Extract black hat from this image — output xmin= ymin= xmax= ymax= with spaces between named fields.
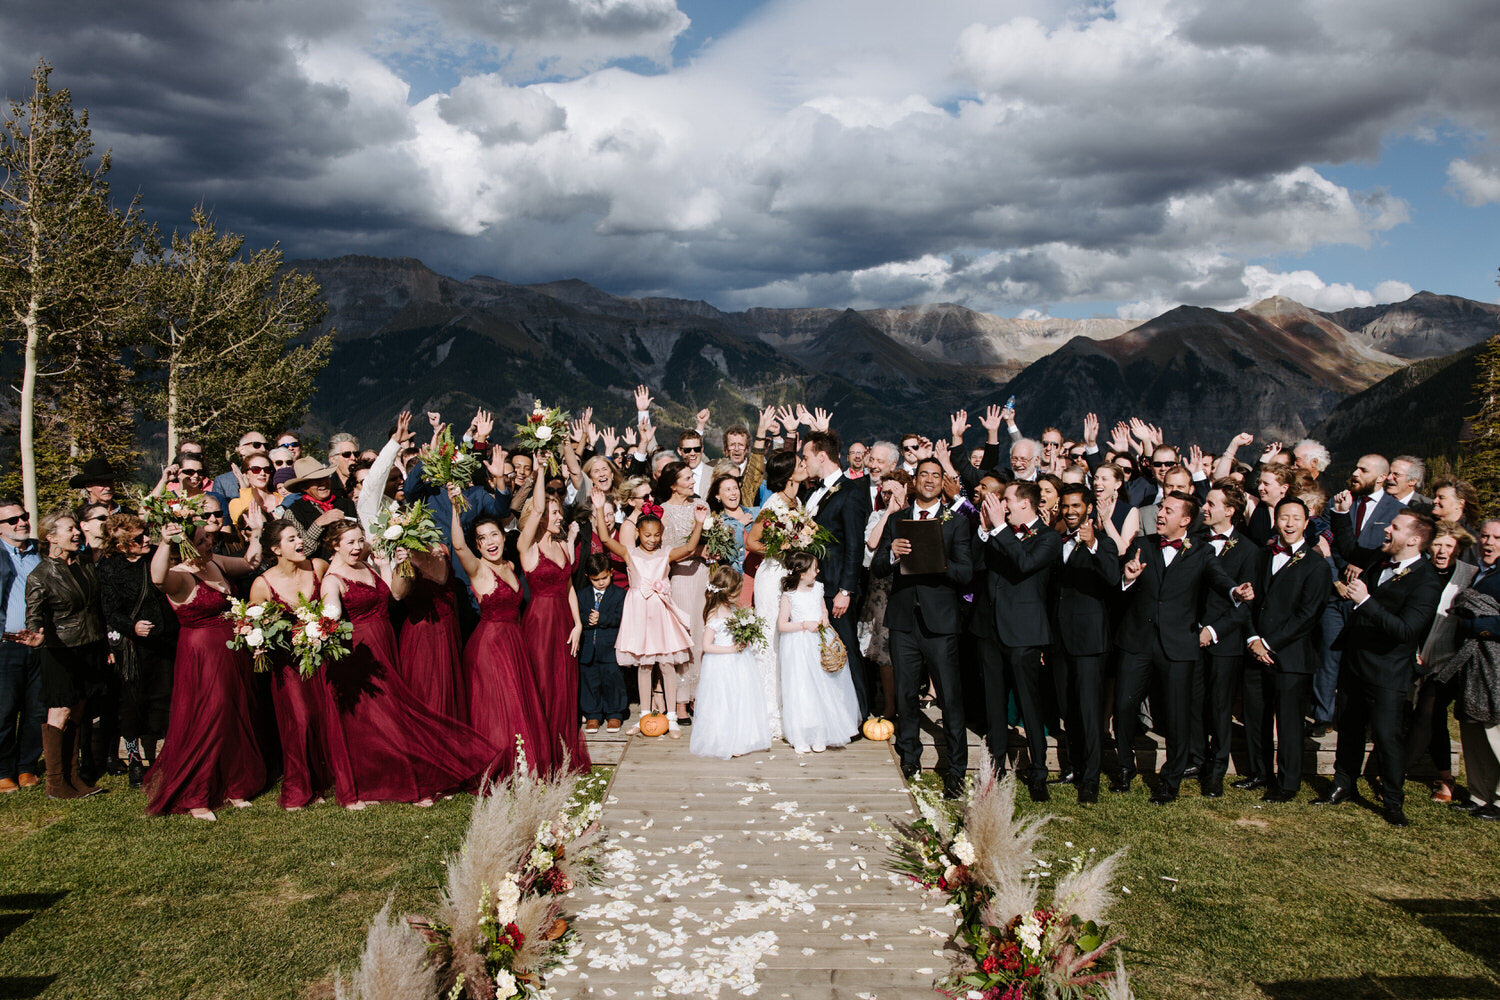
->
xmin=68 ymin=457 xmax=115 ymax=489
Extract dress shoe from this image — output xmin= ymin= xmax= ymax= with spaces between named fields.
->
xmin=104 ymin=758 xmax=128 ymax=777
xmin=1109 ymin=773 xmax=1133 ymax=794
xmin=128 ymin=760 xmax=144 ymax=789
xmin=1311 ymin=786 xmax=1354 ymax=806
xmin=1026 ymin=778 xmax=1050 ymax=803
xmin=901 ymin=763 xmax=920 ymax=782
xmin=1232 ymin=776 xmax=1268 ymax=791
xmin=1261 ymin=788 xmax=1296 ymax=803
xmin=1475 ymin=805 xmax=1500 ymax=821
xmin=1149 ymin=788 xmax=1178 ymax=805
xmin=1308 ymin=723 xmax=1332 ymax=739
xmin=1077 ymin=783 xmax=1099 ymax=805
xmin=0 ymin=777 xmax=16 ymax=793
xmin=1449 ymin=798 xmax=1482 ymax=813
xmin=1049 ymin=770 xmax=1076 ymax=784
xmin=1382 ymin=806 xmax=1410 ymax=827
xmin=942 ymin=775 xmax=966 ymax=801
xmin=1182 ymin=765 xmax=1201 ymax=778
xmin=17 ymin=772 xmax=38 ymax=788
xmin=1200 ymin=776 xmax=1224 ymax=799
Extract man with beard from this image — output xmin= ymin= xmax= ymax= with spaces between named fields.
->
xmin=802 ymin=431 xmax=871 ymax=718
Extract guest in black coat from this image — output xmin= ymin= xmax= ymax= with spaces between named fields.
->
xmin=1049 ymin=483 xmax=1119 ymax=804
xmin=576 ymin=553 xmax=629 ymax=731
xmin=1316 ymin=508 xmax=1443 ymax=825
xmin=871 ymin=457 xmax=975 ymax=799
xmin=1240 ymin=497 xmax=1333 ymax=801
xmin=801 ymin=432 xmax=871 ymax=719
xmin=1114 ymin=491 xmax=1244 ymax=804
xmin=1191 ymin=480 xmax=1259 ymax=797
xmin=977 ymin=480 xmax=1061 ymax=802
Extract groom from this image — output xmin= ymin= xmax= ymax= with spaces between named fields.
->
xmin=802 ymin=431 xmax=871 ymax=719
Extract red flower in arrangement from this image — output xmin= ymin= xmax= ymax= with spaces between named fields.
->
xmin=1000 ymin=985 xmax=1024 ymax=1000
xmin=1023 ymin=964 xmax=1040 ymax=978
xmin=502 ymin=922 xmax=525 ymax=948
xmin=541 ymin=867 xmax=572 ymax=893
xmin=980 ymin=955 xmax=1001 ymax=974
xmin=529 ymin=413 xmax=544 ymax=424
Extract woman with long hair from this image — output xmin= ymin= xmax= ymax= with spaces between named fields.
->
xmin=743 ymin=449 xmax=810 ymax=742
xmin=1092 ymin=464 xmax=1139 ymax=552
xmin=706 ymin=473 xmax=759 ymax=608
xmin=657 ymin=460 xmax=710 ymax=721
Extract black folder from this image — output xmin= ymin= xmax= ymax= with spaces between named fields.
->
xmin=897 ymin=518 xmax=948 ymax=575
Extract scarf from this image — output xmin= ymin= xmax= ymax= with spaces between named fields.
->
xmin=1432 ymin=588 xmax=1500 ymax=725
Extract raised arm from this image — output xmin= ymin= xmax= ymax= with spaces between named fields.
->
xmin=358 ymin=411 xmax=409 ymax=533
xmin=448 ymin=484 xmax=484 ymax=580
xmin=517 ymin=459 xmax=547 ymax=560
xmin=590 ymin=504 xmax=631 ymax=562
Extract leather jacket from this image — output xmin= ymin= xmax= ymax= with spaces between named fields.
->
xmin=25 ymin=556 xmax=105 ymax=648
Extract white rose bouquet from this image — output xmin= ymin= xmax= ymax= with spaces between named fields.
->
xmin=223 ymin=597 xmax=291 ymax=673
xmin=370 ymin=499 xmax=444 ymax=577
xmin=514 ymin=399 xmax=570 ymax=476
xmin=289 ymin=594 xmax=353 ymax=679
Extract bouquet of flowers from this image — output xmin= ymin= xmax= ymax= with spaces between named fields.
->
xmin=754 ymin=505 xmax=835 ymax=560
xmin=514 ymin=399 xmax=570 ymax=477
xmin=701 ymin=513 xmax=738 ymax=565
xmin=887 ymin=760 xmax=1131 ymax=999
xmin=724 ymin=606 xmax=768 ymax=652
xmin=421 ymin=426 xmax=483 ymax=512
xmin=223 ymin=597 xmax=291 ymax=672
xmin=288 ymin=594 xmax=353 ymax=679
xmin=370 ymin=499 xmax=444 ymax=577
xmin=127 ymin=489 xmax=212 ymax=561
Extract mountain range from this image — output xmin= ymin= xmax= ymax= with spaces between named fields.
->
xmin=296 ymin=256 xmax=1499 ymax=468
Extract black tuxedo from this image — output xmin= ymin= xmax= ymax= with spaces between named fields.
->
xmin=977 ymin=519 xmax=1061 ymax=782
xmin=1192 ymin=530 xmax=1259 ymax=782
xmin=1241 ymin=540 xmax=1333 ymax=792
xmin=872 ymin=507 xmax=974 ymax=780
xmin=1113 ymin=536 xmax=1239 ymax=794
xmin=576 ymin=582 xmax=628 ymax=722
xmin=807 ymin=473 xmax=870 ymax=717
xmin=1329 ymin=557 xmax=1442 ymax=810
xmin=1049 ymin=530 xmax=1119 ymax=791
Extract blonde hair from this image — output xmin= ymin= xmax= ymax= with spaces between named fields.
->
xmin=704 ymin=565 xmax=743 ymax=621
xmin=38 ymin=510 xmax=76 ymax=556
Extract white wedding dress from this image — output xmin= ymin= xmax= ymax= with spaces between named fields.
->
xmin=779 ymin=582 xmax=861 ymax=751
xmin=752 ymin=492 xmax=792 ymax=741
xmin=690 ymin=613 xmax=772 ymax=760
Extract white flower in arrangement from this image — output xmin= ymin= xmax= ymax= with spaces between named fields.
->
xmin=246 ymin=604 xmax=266 ymax=619
xmin=381 ymin=524 xmax=404 ymax=540
xmin=1016 ymin=910 xmax=1044 ymax=956
xmin=943 ymin=864 xmax=960 ymax=884
xmin=107 ymin=630 xmax=121 ymax=643
xmin=950 ymin=832 xmax=976 ymax=866
xmin=304 ymin=622 xmax=325 ymax=641
xmin=492 ymin=970 xmax=517 ymax=998
xmin=245 ymin=628 xmax=265 ymax=647
xmin=535 ymin=425 xmax=553 ymax=441
xmin=389 ymin=500 xmax=400 ymax=512
xmin=494 ymin=872 xmax=521 ymax=925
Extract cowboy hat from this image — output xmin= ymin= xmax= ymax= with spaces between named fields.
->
xmin=284 ymin=457 xmax=337 ymax=492
xmin=68 ymin=457 xmax=115 ymax=489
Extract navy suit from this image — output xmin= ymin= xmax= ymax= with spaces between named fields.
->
xmin=576 ymin=582 xmax=628 ymax=723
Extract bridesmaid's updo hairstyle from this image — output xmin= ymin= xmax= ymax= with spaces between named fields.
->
xmin=781 ymin=551 xmax=817 ymax=593
xmin=703 ymin=565 xmax=742 ymax=621
xmin=653 ymin=460 xmax=688 ymax=503
xmin=323 ymin=520 xmax=363 ymax=555
xmin=765 ymin=450 xmax=798 ymax=494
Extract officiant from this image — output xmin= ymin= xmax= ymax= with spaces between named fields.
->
xmin=871 ymin=457 xmax=974 ymax=800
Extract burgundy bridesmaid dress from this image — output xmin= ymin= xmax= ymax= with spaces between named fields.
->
xmin=522 ymin=555 xmax=591 ymax=772
xmin=267 ymin=588 xmax=330 ymax=809
xmin=146 ymin=584 xmax=267 ymax=814
xmin=463 ymin=580 xmax=555 ymax=777
xmin=396 ymin=574 xmax=467 ymax=722
xmin=319 ymin=575 xmax=500 ymax=805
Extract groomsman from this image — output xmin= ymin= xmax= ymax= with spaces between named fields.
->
xmin=1113 ymin=491 xmax=1245 ymax=803
xmin=977 ymin=481 xmax=1061 ymax=802
xmin=1193 ymin=480 xmax=1258 ymax=797
xmin=802 ymin=431 xmax=871 ymax=718
xmin=1050 ymin=483 xmax=1119 ymax=804
xmin=871 ymin=457 xmax=975 ymax=799
xmin=1240 ymin=498 xmax=1333 ymax=801
xmin=1315 ymin=509 xmax=1442 ymax=826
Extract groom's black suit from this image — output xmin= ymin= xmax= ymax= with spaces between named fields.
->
xmin=806 ymin=471 xmax=870 ymax=718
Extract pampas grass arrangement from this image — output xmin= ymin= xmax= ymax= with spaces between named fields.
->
xmin=334 ymin=898 xmax=437 ymax=1000
xmin=887 ymin=756 xmax=1132 ymax=1000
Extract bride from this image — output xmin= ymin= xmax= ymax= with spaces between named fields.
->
xmin=744 ymin=450 xmax=808 ymax=743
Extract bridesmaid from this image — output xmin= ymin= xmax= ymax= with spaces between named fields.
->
xmin=319 ymin=522 xmax=499 ymax=809
xmin=145 ymin=509 xmax=268 ymax=821
xmin=657 ymin=461 xmax=709 ymax=721
xmin=395 ymin=544 xmax=466 ymax=723
xmin=706 ymin=473 xmax=758 ymax=607
xmin=448 ymin=487 xmax=553 ymax=776
xmin=517 ymin=467 xmax=589 ymax=772
xmin=247 ymin=522 xmax=330 ymax=810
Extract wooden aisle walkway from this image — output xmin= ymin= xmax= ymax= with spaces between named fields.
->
xmin=552 ymin=734 xmax=952 ymax=999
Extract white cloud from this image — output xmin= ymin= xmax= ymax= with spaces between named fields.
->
xmin=1239 ymin=266 xmax=1415 ymax=312
xmin=1448 ymin=158 xmax=1500 ymax=206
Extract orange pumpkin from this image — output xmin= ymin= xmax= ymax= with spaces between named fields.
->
xmin=639 ymin=712 xmax=669 ymax=738
xmin=546 ymin=918 xmax=569 ymax=940
xmin=862 ymin=716 xmax=895 ymax=741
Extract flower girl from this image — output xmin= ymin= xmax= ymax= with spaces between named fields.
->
xmin=778 ymin=552 xmax=861 ymax=753
xmin=691 ymin=567 xmax=771 ymax=760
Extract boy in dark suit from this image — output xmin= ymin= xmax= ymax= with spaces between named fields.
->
xmin=577 ymin=553 xmax=629 ymax=732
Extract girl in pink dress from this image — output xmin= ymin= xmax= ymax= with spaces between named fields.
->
xmin=591 ymin=500 xmax=705 ymax=738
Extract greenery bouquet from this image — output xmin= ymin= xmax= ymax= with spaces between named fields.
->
xmin=420 ymin=426 xmax=482 ymax=513
xmin=370 ymin=499 xmax=444 ymax=577
xmin=514 ymin=399 xmax=570 ymax=477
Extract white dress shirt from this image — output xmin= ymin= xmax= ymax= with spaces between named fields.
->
xmin=806 ymin=469 xmax=843 ymax=516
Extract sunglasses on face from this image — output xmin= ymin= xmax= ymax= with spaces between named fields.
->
xmin=245 ymin=441 xmax=267 ymax=450
xmin=335 ymin=450 xmax=355 ymax=458
xmin=132 ymin=533 xmax=148 ymax=544
xmin=279 ymin=439 xmax=299 ymax=448
xmin=83 ymin=514 xmax=107 ymax=523
xmin=1150 ymin=460 xmax=1175 ymax=468
xmin=0 ymin=513 xmax=29 ymax=525
xmin=272 ymin=458 xmax=293 ymax=467
xmin=247 ymin=466 xmax=271 ymax=474
xmin=203 ymin=511 xmax=223 ymax=520
xmin=902 ymin=444 xmax=919 ymax=452
xmin=179 ymin=469 xmax=203 ymax=478
xmin=680 ymin=445 xmax=703 ymax=454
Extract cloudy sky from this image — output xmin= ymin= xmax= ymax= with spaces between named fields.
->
xmin=3 ymin=0 xmax=1498 ymax=318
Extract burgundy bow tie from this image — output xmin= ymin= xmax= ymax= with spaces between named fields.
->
xmin=1157 ymin=536 xmax=1183 ymax=550
xmin=1269 ymin=541 xmax=1291 ymax=556
xmin=1208 ymin=532 xmax=1229 ymax=543
xmin=1377 ymin=558 xmax=1399 ymax=574
xmin=1012 ymin=524 xmax=1031 ymax=539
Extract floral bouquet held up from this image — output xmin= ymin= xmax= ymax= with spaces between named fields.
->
xmin=514 ymin=399 xmax=570 ymax=477
xmin=754 ymin=505 xmax=835 ymax=561
xmin=223 ymin=598 xmax=290 ymax=673
xmin=421 ymin=426 xmax=482 ymax=513
xmin=128 ymin=489 xmax=212 ymax=562
xmin=701 ymin=514 xmax=738 ymax=565
xmin=371 ymin=500 xmax=444 ymax=578
xmin=724 ymin=606 xmax=769 ymax=653
xmin=289 ymin=594 xmax=353 ymax=679
xmin=888 ymin=758 xmax=1134 ymax=1000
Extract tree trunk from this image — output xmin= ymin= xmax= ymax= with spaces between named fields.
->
xmin=20 ymin=297 xmax=40 ymax=526
xmin=165 ymin=321 xmax=179 ymax=459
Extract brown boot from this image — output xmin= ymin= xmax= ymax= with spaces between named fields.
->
xmin=43 ymin=725 xmax=83 ymax=800
xmin=63 ymin=724 xmax=103 ymax=797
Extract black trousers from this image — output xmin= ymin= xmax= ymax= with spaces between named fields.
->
xmin=1114 ymin=646 xmax=1194 ymax=792
xmin=118 ymin=649 xmax=174 ymax=743
xmin=891 ymin=623 xmax=964 ymax=779
xmin=1241 ymin=656 xmax=1276 ymax=781
xmin=1268 ymin=671 xmax=1311 ymax=793
xmin=1055 ymin=647 xmax=1105 ymax=789
xmin=1334 ymin=671 xmax=1408 ymax=809
xmin=996 ymin=644 xmax=1049 ymax=783
xmin=1201 ymin=650 xmax=1242 ymax=781
xmin=972 ymin=633 xmax=1005 ymax=767
xmin=1405 ymin=674 xmax=1460 ymax=774
xmin=824 ymin=594 xmax=868 ymax=720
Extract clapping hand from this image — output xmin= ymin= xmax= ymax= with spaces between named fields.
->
xmin=1122 ymin=549 xmax=1146 ymax=583
xmin=981 ymin=492 xmax=1005 ymax=531
xmin=1345 ymin=577 xmax=1370 ymax=604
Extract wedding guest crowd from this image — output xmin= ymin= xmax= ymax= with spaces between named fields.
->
xmin=0 ymin=386 xmax=1491 ymax=831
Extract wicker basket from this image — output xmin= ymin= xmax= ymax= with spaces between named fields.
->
xmin=819 ymin=626 xmax=847 ymax=673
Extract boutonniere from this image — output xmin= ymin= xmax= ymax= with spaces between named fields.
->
xmin=1390 ymin=564 xmax=1413 ymax=582
xmin=1181 ymin=538 xmax=1192 ymax=552
xmin=939 ymin=506 xmax=954 ymax=523
xmin=1223 ymin=538 xmax=1237 ymax=552
xmin=826 ymin=482 xmax=842 ymax=498
xmin=1285 ymin=549 xmax=1306 ymax=569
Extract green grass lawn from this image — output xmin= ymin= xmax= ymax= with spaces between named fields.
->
xmin=1 ymin=766 xmax=1497 ymax=1000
